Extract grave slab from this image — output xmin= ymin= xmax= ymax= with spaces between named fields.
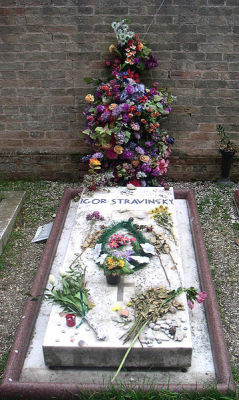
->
xmin=0 ymin=191 xmax=25 ymax=254
xmin=43 ymin=187 xmax=192 ymax=369
xmin=1 ymin=188 xmax=234 ymax=399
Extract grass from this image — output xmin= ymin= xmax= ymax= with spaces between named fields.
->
xmin=4 ymin=388 xmax=238 ymax=400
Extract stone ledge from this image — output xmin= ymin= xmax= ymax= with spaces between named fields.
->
xmin=0 ymin=191 xmax=25 ymax=254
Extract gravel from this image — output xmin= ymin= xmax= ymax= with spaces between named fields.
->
xmin=0 ymin=180 xmax=238 ymax=388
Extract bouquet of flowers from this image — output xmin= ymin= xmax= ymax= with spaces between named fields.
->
xmin=82 ymin=20 xmax=175 ymax=189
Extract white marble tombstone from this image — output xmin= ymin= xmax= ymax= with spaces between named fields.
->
xmin=43 ymin=187 xmax=192 ymax=368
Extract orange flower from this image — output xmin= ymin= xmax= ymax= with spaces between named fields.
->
xmin=137 ymin=42 xmax=143 ymax=51
xmin=141 ymin=119 xmax=147 ymax=124
xmin=85 ymin=94 xmax=94 ymax=103
xmin=109 ymin=44 xmax=116 ymax=53
xmin=114 ymin=145 xmax=124 ymax=154
xmin=140 ymin=155 xmax=150 ymax=163
xmin=132 ymin=160 xmax=139 ymax=167
xmin=102 ymin=143 xmax=111 ymax=149
xmin=89 ymin=158 xmax=101 ymax=167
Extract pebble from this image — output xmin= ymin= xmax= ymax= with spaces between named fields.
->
xmin=153 ymin=325 xmax=160 ymax=331
xmin=149 ymin=323 xmax=155 ymax=329
xmin=175 ymin=329 xmax=185 ymax=342
xmin=56 ymin=339 xmax=60 ymax=342
xmin=111 ymin=315 xmax=122 ymax=323
xmin=70 ymin=338 xmax=75 ymax=342
xmin=160 ymin=323 xmax=169 ymax=330
xmin=183 ymin=326 xmax=188 ymax=330
xmin=145 ymin=330 xmax=154 ymax=340
xmin=78 ymin=340 xmax=85 ymax=347
xmin=61 ymin=330 xmax=65 ymax=333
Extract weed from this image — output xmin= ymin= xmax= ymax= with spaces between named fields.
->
xmin=232 ymin=365 xmax=239 ymax=383
xmin=0 ymin=350 xmax=10 ymax=383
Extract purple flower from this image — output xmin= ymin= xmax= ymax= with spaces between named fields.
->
xmin=128 ymin=142 xmax=137 ymax=149
xmin=114 ymin=131 xmax=125 ymax=145
xmin=81 ymin=154 xmax=92 ymax=163
xmin=92 ymin=152 xmax=103 ymax=159
xmin=122 ymin=113 xmax=131 ymax=123
xmin=112 ymin=105 xmax=122 ymax=118
xmin=134 ymin=57 xmax=140 ymax=65
xmin=167 ymin=137 xmax=174 ymax=145
xmin=113 ymin=249 xmax=134 ymax=261
xmin=141 ymin=163 xmax=152 ymax=174
xmin=100 ymin=112 xmax=111 ymax=122
xmin=126 ymin=85 xmax=135 ymax=95
xmin=140 ymin=180 xmax=147 ymax=187
xmin=152 ymin=168 xmax=160 ymax=177
xmin=122 ymin=149 xmax=134 ymax=160
xmin=134 ymin=133 xmax=141 ymax=140
xmin=145 ymin=55 xmax=158 ymax=69
xmin=145 ymin=141 xmax=154 ymax=147
xmin=135 ymin=146 xmax=144 ymax=155
xmin=97 ymin=104 xmax=105 ymax=113
xmin=122 ymin=103 xmax=130 ymax=112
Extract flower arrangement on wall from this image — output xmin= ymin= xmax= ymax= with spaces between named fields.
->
xmin=81 ymin=20 xmax=175 ymax=189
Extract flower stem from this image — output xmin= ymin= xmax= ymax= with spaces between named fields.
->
xmin=111 ymin=318 xmax=150 ymax=384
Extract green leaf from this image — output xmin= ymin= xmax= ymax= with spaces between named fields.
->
xmin=82 ymin=129 xmax=91 ymax=135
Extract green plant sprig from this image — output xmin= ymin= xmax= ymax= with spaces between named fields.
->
xmin=45 ymin=262 xmax=92 ymax=318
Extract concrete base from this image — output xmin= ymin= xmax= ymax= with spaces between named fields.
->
xmin=0 ymin=191 xmax=25 ymax=254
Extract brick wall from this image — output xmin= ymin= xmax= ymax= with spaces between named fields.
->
xmin=0 ymin=0 xmax=238 ymax=181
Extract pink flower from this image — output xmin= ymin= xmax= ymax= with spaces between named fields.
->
xmin=196 ymin=291 xmax=207 ymax=304
xmin=156 ymin=159 xmax=169 ymax=175
xmin=130 ymin=237 xmax=136 ymax=243
xmin=187 ymin=300 xmax=194 ymax=310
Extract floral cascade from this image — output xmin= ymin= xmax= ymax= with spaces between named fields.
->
xmin=82 ymin=20 xmax=175 ymax=189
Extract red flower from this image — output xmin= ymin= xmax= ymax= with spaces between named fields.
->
xmin=106 ymin=148 xmax=118 ymax=160
xmin=129 ymin=179 xmax=141 ymax=187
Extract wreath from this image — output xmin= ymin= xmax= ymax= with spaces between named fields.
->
xmin=92 ymin=219 xmax=155 ymax=276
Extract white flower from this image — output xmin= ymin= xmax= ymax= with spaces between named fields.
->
xmin=48 ymin=274 xmax=55 ymax=286
xmin=59 ymin=267 xmax=67 ymax=276
xmin=96 ymin=253 xmax=108 ymax=265
xmin=131 ymin=255 xmax=150 ymax=264
xmin=140 ymin=243 xmax=156 ymax=255
xmin=92 ymin=243 xmax=102 ymax=261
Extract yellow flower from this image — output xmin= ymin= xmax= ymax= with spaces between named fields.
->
xmin=85 ymin=94 xmax=94 ymax=103
xmin=109 ymin=103 xmax=117 ymax=110
xmin=109 ymin=44 xmax=116 ymax=53
xmin=146 ymin=89 xmax=150 ymax=93
xmin=119 ymin=260 xmax=125 ymax=268
xmin=114 ymin=145 xmax=124 ymax=154
xmin=112 ymin=305 xmax=122 ymax=311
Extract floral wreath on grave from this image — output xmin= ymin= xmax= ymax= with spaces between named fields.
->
xmin=81 ymin=19 xmax=176 ymax=191
xmin=92 ymin=218 xmax=155 ymax=276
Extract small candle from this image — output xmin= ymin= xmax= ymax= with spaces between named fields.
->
xmin=66 ymin=313 xmax=76 ymax=327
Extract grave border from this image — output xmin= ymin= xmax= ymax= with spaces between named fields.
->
xmin=0 ymin=188 xmax=235 ymax=399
